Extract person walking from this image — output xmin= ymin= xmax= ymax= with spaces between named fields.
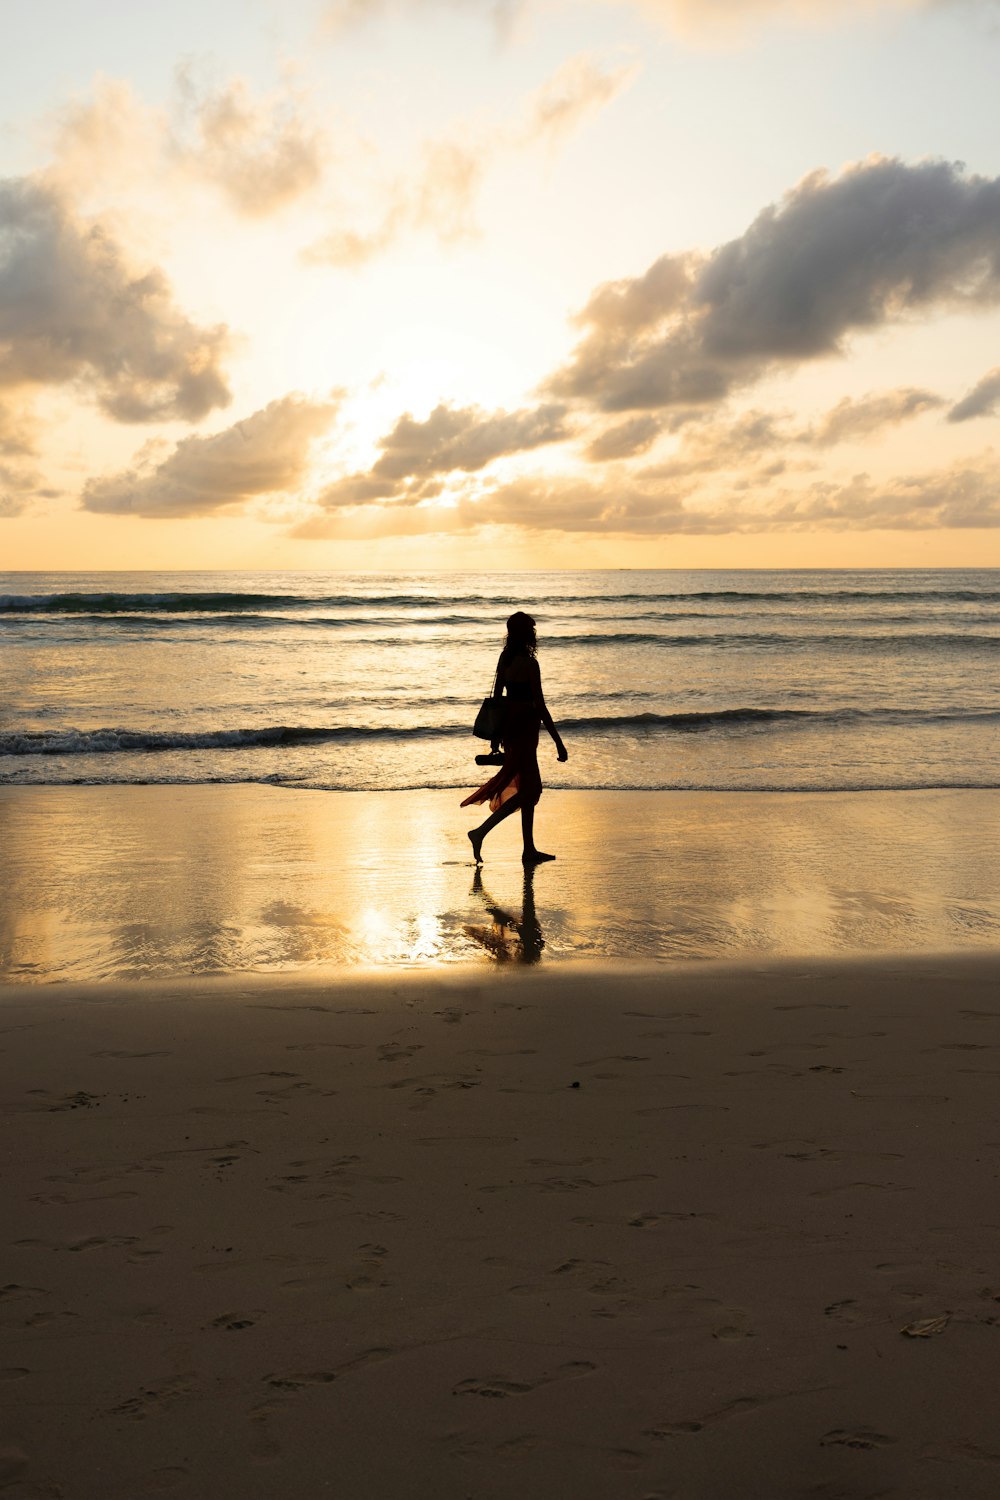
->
xmin=462 ymin=611 xmax=567 ymax=864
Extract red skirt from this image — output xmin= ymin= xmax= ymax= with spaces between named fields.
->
xmin=461 ymin=704 xmax=542 ymax=813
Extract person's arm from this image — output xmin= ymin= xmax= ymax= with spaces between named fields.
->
xmin=491 ymin=653 xmax=506 ymax=753
xmin=531 ymin=659 xmax=568 ymax=761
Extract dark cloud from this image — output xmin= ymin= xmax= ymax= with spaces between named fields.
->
xmin=316 ymin=400 xmax=571 ymax=507
xmin=550 ymin=157 xmax=1000 ymax=412
xmin=373 ymin=401 xmax=570 ymax=478
xmin=584 ymin=413 xmax=662 ymax=460
xmin=0 ymin=177 xmax=231 ymax=422
xmin=948 ymin=366 xmax=1000 ymax=423
xmin=82 ymin=395 xmax=338 ymax=517
xmin=172 ymin=71 xmax=327 ymax=217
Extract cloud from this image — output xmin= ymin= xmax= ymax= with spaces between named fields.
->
xmin=320 ymin=0 xmax=955 ymax=48
xmin=306 ymin=53 xmax=631 ymax=266
xmin=622 ymin=0 xmax=929 ymax=38
xmin=48 ymin=72 xmax=327 ymax=219
xmin=479 ymin=473 xmax=701 ymax=532
xmin=584 ymin=414 xmax=662 ymax=460
xmin=321 ymin=0 xmax=523 ymax=40
xmin=0 ymin=401 xmax=37 ymax=460
xmin=297 ymin=377 xmax=950 ymax=538
xmin=171 ymin=70 xmax=327 ymax=217
xmin=808 ymin=387 xmax=945 ymax=445
xmin=81 ymin=394 xmax=338 ymax=517
xmin=294 ymin=472 xmax=698 ymax=538
xmin=519 ymin=53 xmax=637 ymax=150
xmin=767 ymin=455 xmax=1000 ymax=530
xmin=46 ymin=79 xmax=159 ymax=196
xmin=0 ymin=177 xmax=231 ymax=422
xmin=621 ymin=387 xmax=940 ymax=481
xmin=316 ymin=400 xmax=570 ymax=506
xmin=304 ymin=136 xmax=485 ymax=268
xmin=638 ymin=410 xmax=790 ymax=481
xmin=948 ymin=366 xmax=1000 ymax=423
xmin=298 ymin=447 xmax=1000 ymax=540
xmin=0 ymin=403 xmax=54 ymax=518
xmin=550 ymin=156 xmax=1000 ymax=412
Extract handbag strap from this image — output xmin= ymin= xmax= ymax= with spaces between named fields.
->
xmin=489 ymin=654 xmax=502 ymax=700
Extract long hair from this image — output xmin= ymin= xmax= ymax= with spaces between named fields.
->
xmin=502 ymin=610 xmax=537 ymax=659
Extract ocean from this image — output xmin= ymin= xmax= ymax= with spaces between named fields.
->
xmin=2 ymin=567 xmax=999 ymax=794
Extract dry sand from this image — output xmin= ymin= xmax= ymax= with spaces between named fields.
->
xmin=3 ymin=956 xmax=1000 ymax=1498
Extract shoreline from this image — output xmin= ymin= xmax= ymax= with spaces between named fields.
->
xmin=3 ymin=956 xmax=1000 ymax=1497
xmin=7 ymin=780 xmax=1000 ymax=794
xmin=3 ymin=783 xmax=1000 ymax=982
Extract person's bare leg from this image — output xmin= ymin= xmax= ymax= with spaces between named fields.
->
xmin=468 ymin=795 xmax=520 ymax=863
xmin=520 ymin=802 xmax=555 ymax=863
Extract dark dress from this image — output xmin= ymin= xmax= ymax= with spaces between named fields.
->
xmin=461 ymin=680 xmax=543 ymax=813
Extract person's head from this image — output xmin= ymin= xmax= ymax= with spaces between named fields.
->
xmin=503 ymin=611 xmax=537 ymax=657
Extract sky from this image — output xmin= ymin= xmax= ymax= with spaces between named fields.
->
xmin=3 ymin=0 xmax=1000 ymax=569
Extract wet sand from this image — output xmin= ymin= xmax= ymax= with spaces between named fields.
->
xmin=3 ymin=956 xmax=1000 ymax=1498
xmin=2 ymin=784 xmax=999 ymax=980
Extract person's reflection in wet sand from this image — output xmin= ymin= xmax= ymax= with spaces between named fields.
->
xmin=464 ymin=866 xmax=544 ymax=964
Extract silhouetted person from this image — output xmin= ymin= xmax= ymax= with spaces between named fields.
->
xmin=462 ymin=610 xmax=567 ymax=863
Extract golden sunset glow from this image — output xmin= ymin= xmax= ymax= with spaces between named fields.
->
xmin=4 ymin=0 xmax=1000 ymax=567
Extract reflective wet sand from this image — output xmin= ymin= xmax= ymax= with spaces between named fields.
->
xmin=2 ymin=785 xmax=998 ymax=981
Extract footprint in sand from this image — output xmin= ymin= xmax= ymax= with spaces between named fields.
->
xmin=821 ymin=1428 xmax=896 ymax=1450
xmin=346 ymin=1243 xmax=389 ymax=1289
xmin=712 ymin=1318 xmax=756 ymax=1341
xmin=453 ymin=1362 xmax=597 ymax=1399
xmin=265 ymin=1370 xmax=337 ymax=1392
xmin=47 ymin=1090 xmax=104 ymax=1111
xmin=264 ymin=1347 xmax=392 ymax=1394
xmin=109 ymin=1375 xmax=196 ymax=1421
xmin=93 ymin=1050 xmax=172 ymax=1059
xmin=646 ymin=1388 xmax=833 ymax=1441
xmin=211 ymin=1312 xmax=260 ymax=1331
xmin=377 ymin=1043 xmax=423 ymax=1063
xmin=824 ymin=1299 xmax=866 ymax=1324
xmin=810 ymin=1181 xmax=912 ymax=1199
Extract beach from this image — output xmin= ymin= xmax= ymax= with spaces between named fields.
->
xmin=4 ymin=955 xmax=1000 ymax=1498
xmin=3 ymin=567 xmax=999 ymax=1497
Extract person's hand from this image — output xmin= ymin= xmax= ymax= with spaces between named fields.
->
xmin=556 ymin=741 xmax=568 ymax=763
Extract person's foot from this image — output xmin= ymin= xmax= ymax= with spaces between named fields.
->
xmin=523 ymin=849 xmax=555 ymax=863
xmin=468 ymin=829 xmax=484 ymax=864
